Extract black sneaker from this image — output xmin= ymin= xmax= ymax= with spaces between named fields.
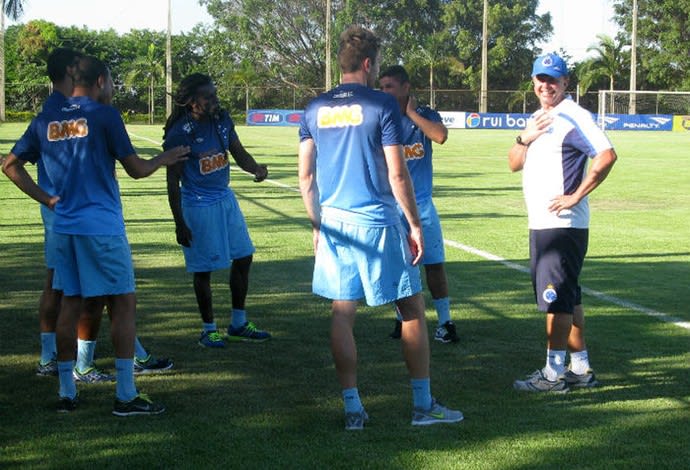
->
xmin=57 ymin=394 xmax=79 ymax=413
xmin=112 ymin=393 xmax=165 ymax=417
xmin=134 ymin=353 xmax=174 ymax=375
xmin=434 ymin=321 xmax=459 ymax=343
xmin=389 ymin=320 xmax=402 ymax=339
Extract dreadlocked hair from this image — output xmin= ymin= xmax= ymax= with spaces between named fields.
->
xmin=163 ymin=73 xmax=215 ymax=139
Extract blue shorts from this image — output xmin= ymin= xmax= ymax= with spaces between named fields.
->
xmin=42 ymin=208 xmax=64 ymax=290
xmin=529 ymin=228 xmax=588 ymax=314
xmin=42 ymin=207 xmax=58 ymax=269
xmin=399 ymin=198 xmax=445 ymax=265
xmin=53 ymin=233 xmax=135 ymax=297
xmin=181 ymin=192 xmax=255 ymax=273
xmin=312 ymin=216 xmax=422 ymax=306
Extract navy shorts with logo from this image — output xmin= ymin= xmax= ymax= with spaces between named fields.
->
xmin=529 ymin=228 xmax=588 ymax=314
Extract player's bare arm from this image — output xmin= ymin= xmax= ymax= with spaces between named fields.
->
xmin=384 ymin=144 xmax=424 ymax=265
xmin=165 ymin=162 xmax=192 ymax=247
xmin=228 ymin=139 xmax=268 ymax=182
xmin=297 ymin=138 xmax=321 ymax=252
xmin=549 ymin=148 xmax=618 ymax=215
xmin=2 ymin=153 xmax=59 ymax=209
xmin=120 ymin=145 xmax=190 ymax=179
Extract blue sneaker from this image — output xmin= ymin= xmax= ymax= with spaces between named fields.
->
xmin=37 ymin=359 xmax=58 ymax=377
xmin=227 ymin=322 xmax=271 ymax=342
xmin=198 ymin=330 xmax=226 ymax=348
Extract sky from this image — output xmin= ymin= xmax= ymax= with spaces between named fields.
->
xmin=7 ymin=0 xmax=619 ymax=61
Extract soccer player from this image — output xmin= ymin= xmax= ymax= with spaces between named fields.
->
xmin=3 ymin=48 xmax=172 ymax=383
xmin=508 ymin=53 xmax=617 ymax=392
xmin=164 ymin=73 xmax=271 ymax=348
xmin=298 ymin=25 xmax=463 ymax=430
xmin=379 ymin=65 xmax=458 ymax=344
xmin=3 ymin=55 xmax=189 ymax=414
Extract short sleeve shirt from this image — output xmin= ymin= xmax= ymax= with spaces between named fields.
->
xmin=299 ymin=83 xmax=403 ymax=227
xmin=163 ymin=112 xmax=239 ymax=207
xmin=400 ymin=106 xmax=441 ymax=202
xmin=522 ymin=97 xmax=613 ymax=229
xmin=12 ymin=95 xmax=135 ymax=236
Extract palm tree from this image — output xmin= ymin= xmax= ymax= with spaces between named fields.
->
xmin=1 ymin=0 xmax=26 ymax=121
xmin=409 ymin=31 xmax=449 ymax=109
xmin=578 ymin=34 xmax=627 ymax=97
xmin=125 ymin=43 xmax=164 ymax=124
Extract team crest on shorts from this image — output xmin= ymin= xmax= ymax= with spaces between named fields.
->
xmin=542 ymin=284 xmax=558 ymax=303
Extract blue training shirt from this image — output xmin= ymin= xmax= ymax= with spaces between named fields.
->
xmin=11 ymin=91 xmax=70 ymax=225
xmin=400 ymin=106 xmax=442 ymax=202
xmin=14 ymin=95 xmax=136 ymax=236
xmin=163 ymin=111 xmax=239 ymax=207
xmin=299 ymin=83 xmax=403 ymax=226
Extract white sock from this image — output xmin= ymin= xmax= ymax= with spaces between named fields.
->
xmin=544 ymin=349 xmax=566 ymax=380
xmin=569 ymin=350 xmax=591 ymax=375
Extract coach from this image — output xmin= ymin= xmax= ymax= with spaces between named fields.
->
xmin=508 ymin=53 xmax=618 ymax=393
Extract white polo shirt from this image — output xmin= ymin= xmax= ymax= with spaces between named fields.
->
xmin=522 ymin=97 xmax=613 ymax=229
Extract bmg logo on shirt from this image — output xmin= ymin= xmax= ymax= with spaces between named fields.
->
xmin=47 ymin=119 xmax=88 ymax=141
xmin=403 ymin=142 xmax=425 ymax=160
xmin=317 ymin=105 xmax=363 ymax=128
xmin=199 ymin=152 xmax=228 ymax=175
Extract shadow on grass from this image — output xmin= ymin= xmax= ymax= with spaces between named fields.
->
xmin=1 ymin=238 xmax=688 ymax=468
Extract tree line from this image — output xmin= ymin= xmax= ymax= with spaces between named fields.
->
xmin=3 ymin=0 xmax=688 ymax=121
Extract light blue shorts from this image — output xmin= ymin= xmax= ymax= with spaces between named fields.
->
xmin=399 ymin=198 xmax=445 ymax=265
xmin=312 ymin=217 xmax=422 ymax=306
xmin=181 ymin=192 xmax=255 ymax=273
xmin=53 ymin=233 xmax=135 ymax=297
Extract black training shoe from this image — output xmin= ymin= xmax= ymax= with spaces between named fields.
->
xmin=57 ymin=394 xmax=79 ymax=413
xmin=134 ymin=354 xmax=174 ymax=375
xmin=434 ymin=321 xmax=459 ymax=343
xmin=112 ymin=393 xmax=165 ymax=417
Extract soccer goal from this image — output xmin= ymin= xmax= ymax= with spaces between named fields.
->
xmin=597 ymin=90 xmax=690 ymax=127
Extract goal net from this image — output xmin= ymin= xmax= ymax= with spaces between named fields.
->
xmin=597 ymin=90 xmax=690 ymax=127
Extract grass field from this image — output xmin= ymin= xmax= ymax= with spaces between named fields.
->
xmin=1 ymin=123 xmax=688 ymax=469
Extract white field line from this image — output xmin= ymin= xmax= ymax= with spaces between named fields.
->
xmin=444 ymin=239 xmax=690 ymax=331
xmin=128 ymin=131 xmax=689 ymax=331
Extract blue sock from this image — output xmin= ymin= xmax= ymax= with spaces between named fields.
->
xmin=58 ymin=361 xmax=76 ymax=399
xmin=40 ymin=332 xmax=57 ymax=364
xmin=411 ymin=378 xmax=432 ymax=410
xmin=115 ymin=358 xmax=137 ymax=402
xmin=433 ymin=297 xmax=451 ymax=325
xmin=342 ymin=387 xmax=363 ymax=414
xmin=202 ymin=322 xmax=218 ymax=333
xmin=134 ymin=337 xmax=148 ymax=361
xmin=76 ymin=339 xmax=96 ymax=373
xmin=231 ymin=309 xmax=247 ymax=329
xmin=394 ymin=305 xmax=403 ymax=322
